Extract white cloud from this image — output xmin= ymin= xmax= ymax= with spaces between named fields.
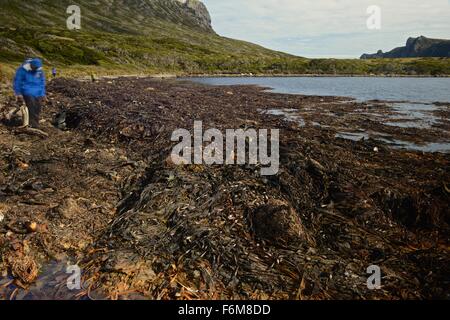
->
xmin=202 ymin=0 xmax=450 ymax=57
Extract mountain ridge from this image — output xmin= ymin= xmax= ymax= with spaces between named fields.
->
xmin=0 ymin=0 xmax=306 ymax=73
xmin=0 ymin=0 xmax=214 ymax=33
xmin=361 ymin=36 xmax=450 ymax=59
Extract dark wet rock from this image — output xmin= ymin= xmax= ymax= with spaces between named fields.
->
xmin=250 ymin=199 xmax=312 ymax=248
xmin=51 ymin=197 xmax=83 ymax=220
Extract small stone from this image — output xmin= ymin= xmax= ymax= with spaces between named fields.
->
xmin=25 ymin=221 xmax=38 ymax=233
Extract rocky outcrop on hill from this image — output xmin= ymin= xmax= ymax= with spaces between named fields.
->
xmin=176 ymin=0 xmax=212 ymax=31
xmin=0 ymin=0 xmax=214 ymax=33
xmin=361 ymin=36 xmax=450 ymax=59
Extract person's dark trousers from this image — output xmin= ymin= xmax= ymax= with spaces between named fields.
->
xmin=23 ymin=95 xmax=42 ymax=128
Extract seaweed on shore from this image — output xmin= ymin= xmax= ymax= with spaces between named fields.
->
xmin=0 ymin=78 xmax=449 ymax=300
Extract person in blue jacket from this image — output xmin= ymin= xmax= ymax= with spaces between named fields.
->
xmin=13 ymin=58 xmax=46 ymax=128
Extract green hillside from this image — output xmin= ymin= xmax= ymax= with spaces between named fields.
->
xmin=0 ymin=0 xmax=449 ymax=78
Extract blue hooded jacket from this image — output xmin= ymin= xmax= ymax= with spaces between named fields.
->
xmin=13 ymin=58 xmax=46 ymax=98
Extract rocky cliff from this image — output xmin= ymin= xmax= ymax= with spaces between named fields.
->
xmin=0 ymin=0 xmax=213 ymax=34
xmin=176 ymin=0 xmax=212 ymax=31
xmin=361 ymin=36 xmax=450 ymax=59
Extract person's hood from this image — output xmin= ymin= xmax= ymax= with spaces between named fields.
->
xmin=23 ymin=58 xmax=43 ymax=71
xmin=30 ymin=58 xmax=43 ymax=69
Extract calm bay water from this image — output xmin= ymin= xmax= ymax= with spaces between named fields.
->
xmin=186 ymin=76 xmax=450 ymax=153
xmin=187 ymin=77 xmax=450 ymax=103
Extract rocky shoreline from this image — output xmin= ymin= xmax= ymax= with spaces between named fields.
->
xmin=0 ymin=77 xmax=449 ymax=300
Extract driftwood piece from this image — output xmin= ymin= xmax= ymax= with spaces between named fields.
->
xmin=15 ymin=127 xmax=49 ymax=138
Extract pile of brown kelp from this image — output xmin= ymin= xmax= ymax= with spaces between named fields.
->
xmin=0 ymin=77 xmax=449 ymax=300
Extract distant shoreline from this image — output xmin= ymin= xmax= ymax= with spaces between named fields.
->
xmin=182 ymin=73 xmax=450 ymax=78
xmin=2 ymin=71 xmax=450 ymax=89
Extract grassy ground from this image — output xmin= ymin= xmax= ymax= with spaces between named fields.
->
xmin=1 ymin=57 xmax=449 ymax=90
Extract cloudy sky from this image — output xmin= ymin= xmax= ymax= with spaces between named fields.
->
xmin=202 ymin=0 xmax=450 ymax=58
